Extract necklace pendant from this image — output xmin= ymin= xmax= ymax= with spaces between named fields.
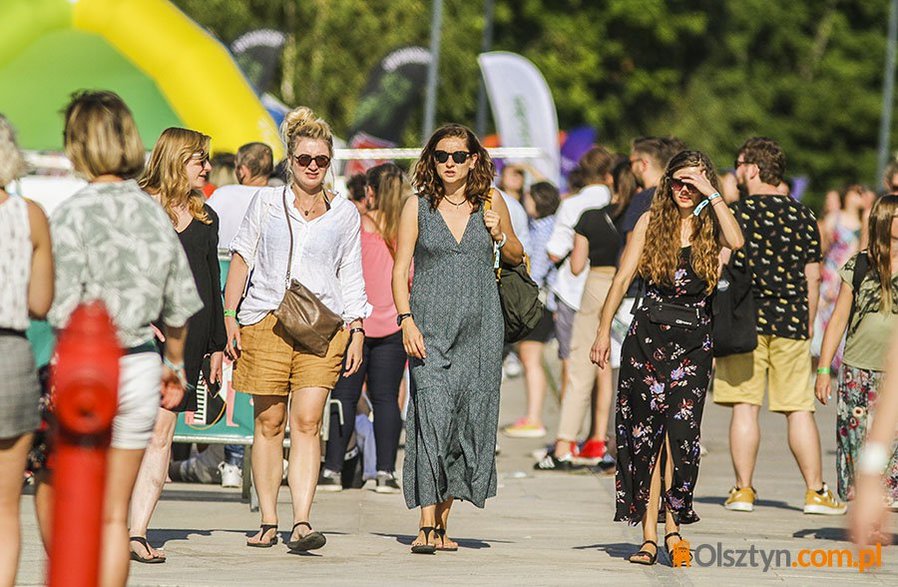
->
xmin=304 ymin=210 xmax=310 ymax=216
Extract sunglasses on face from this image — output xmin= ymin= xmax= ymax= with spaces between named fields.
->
xmin=190 ymin=152 xmax=209 ymax=165
xmin=434 ymin=150 xmax=471 ymax=164
xmin=293 ymin=154 xmax=331 ymax=168
xmin=733 ymin=158 xmax=751 ymax=169
xmin=669 ymin=177 xmax=696 ymax=193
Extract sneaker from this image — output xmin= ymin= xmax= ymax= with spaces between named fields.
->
xmin=803 ymin=483 xmax=847 ymax=515
xmin=589 ymin=454 xmax=616 ymax=474
xmin=533 ymin=452 xmax=584 ymax=472
xmin=724 ymin=486 xmax=757 ymax=512
xmin=317 ymin=468 xmax=343 ymax=492
xmin=574 ymin=439 xmax=607 ymax=465
xmin=375 ymin=471 xmax=400 ymax=494
xmin=219 ymin=462 xmax=242 ymax=488
xmin=503 ymin=352 xmax=523 ymax=378
xmin=502 ymin=418 xmax=547 ymax=439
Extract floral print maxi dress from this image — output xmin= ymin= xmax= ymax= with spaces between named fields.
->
xmin=615 ymin=247 xmax=712 ymax=525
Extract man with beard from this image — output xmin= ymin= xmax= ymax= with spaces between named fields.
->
xmin=713 ymin=137 xmax=846 ymax=516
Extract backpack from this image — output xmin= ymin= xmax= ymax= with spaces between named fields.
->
xmin=712 ymin=251 xmax=758 ymax=357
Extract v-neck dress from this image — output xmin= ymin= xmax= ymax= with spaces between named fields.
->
xmin=403 ymin=196 xmax=504 ymax=509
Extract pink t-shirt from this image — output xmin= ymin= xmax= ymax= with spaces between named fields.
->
xmin=361 ymin=227 xmax=400 ymax=338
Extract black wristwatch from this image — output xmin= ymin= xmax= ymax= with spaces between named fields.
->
xmin=397 ymin=313 xmax=413 ymax=327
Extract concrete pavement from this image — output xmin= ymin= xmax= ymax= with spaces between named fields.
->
xmin=15 ymin=350 xmax=898 ymax=585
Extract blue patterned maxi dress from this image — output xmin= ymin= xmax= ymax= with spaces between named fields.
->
xmin=615 ymin=247 xmax=712 ymax=525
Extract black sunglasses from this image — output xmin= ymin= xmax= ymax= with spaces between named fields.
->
xmin=434 ymin=150 xmax=471 ymax=164
xmin=669 ymin=177 xmax=696 ymax=193
xmin=293 ymin=154 xmax=331 ymax=168
xmin=733 ymin=158 xmax=751 ymax=169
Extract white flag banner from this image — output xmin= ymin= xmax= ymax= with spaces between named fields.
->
xmin=478 ymin=51 xmax=561 ymax=185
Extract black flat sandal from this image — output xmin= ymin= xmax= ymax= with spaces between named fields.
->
xmin=665 ymin=532 xmax=692 ymax=567
xmin=246 ymin=524 xmax=278 ymax=548
xmin=628 ymin=540 xmax=658 ymax=565
xmin=287 ymin=521 xmax=327 ymax=552
xmin=434 ymin=528 xmax=458 ymax=552
xmin=410 ymin=526 xmax=437 ymax=555
xmin=129 ymin=536 xmax=165 ymax=564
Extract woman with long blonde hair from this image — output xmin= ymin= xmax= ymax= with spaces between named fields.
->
xmin=321 ymin=162 xmax=412 ymax=493
xmin=591 ymin=150 xmax=743 ymax=566
xmin=128 ymin=127 xmax=226 ymax=563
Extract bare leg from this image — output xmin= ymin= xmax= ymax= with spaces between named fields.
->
xmin=435 ymin=497 xmax=457 ymax=549
xmin=246 ymin=396 xmax=286 ymax=545
xmin=559 ymin=358 xmax=569 ymax=400
xmin=730 ymin=403 xmax=761 ymax=489
xmin=33 ymin=471 xmax=53 ymax=552
xmin=786 ymin=410 xmax=824 ymax=490
xmin=518 ymin=341 xmax=547 ymax=426
xmin=630 ymin=443 xmax=662 ymax=563
xmin=0 ymin=433 xmax=33 ymax=587
xmin=588 ymin=363 xmax=614 ymax=442
xmin=101 ymin=448 xmax=145 ymax=587
xmin=412 ymin=505 xmax=438 ymax=548
xmin=287 ymin=387 xmax=329 ymax=541
xmin=128 ymin=409 xmax=177 ymax=559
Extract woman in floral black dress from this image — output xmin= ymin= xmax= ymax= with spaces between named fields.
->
xmin=592 ymin=151 xmax=744 ymax=566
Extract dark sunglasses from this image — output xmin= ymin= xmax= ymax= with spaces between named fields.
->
xmin=434 ymin=150 xmax=471 ymax=164
xmin=190 ymin=151 xmax=210 ymax=165
xmin=733 ymin=158 xmax=751 ymax=169
xmin=293 ymin=154 xmax=331 ymax=168
xmin=669 ymin=177 xmax=696 ymax=193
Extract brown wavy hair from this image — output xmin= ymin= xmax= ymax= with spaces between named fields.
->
xmin=140 ymin=127 xmax=211 ymax=226
xmin=367 ymin=162 xmax=413 ymax=256
xmin=413 ymin=124 xmax=495 ymax=210
xmin=867 ymin=195 xmax=898 ymax=313
xmin=639 ymin=150 xmax=723 ymax=293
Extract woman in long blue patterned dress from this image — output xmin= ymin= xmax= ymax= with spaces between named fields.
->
xmin=591 ymin=151 xmax=744 ymax=566
xmin=392 ymin=124 xmax=523 ymax=554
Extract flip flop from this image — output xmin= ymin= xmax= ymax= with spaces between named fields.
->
xmin=129 ymin=536 xmax=165 ymax=564
xmin=434 ymin=528 xmax=458 ymax=552
xmin=246 ymin=524 xmax=278 ymax=548
xmin=411 ymin=526 xmax=437 ymax=555
xmin=287 ymin=521 xmax=326 ymax=552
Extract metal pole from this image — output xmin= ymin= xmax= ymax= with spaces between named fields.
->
xmin=876 ymin=0 xmax=898 ymax=186
xmin=422 ymin=0 xmax=444 ymax=142
xmin=475 ymin=0 xmax=496 ymax=137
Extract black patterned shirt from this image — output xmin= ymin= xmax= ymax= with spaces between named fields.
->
xmin=732 ymin=194 xmax=822 ymax=339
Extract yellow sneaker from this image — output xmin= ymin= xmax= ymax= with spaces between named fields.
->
xmin=724 ymin=486 xmax=757 ymax=512
xmin=803 ymin=483 xmax=847 ymax=515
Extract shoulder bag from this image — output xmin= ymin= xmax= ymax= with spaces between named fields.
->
xmin=272 ymin=188 xmax=343 ymax=356
xmin=484 ymin=190 xmax=544 ymax=343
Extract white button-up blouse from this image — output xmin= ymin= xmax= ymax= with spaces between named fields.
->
xmin=230 ymin=186 xmax=371 ymax=326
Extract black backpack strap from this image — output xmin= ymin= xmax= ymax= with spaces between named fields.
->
xmin=847 ymin=251 xmax=869 ymax=331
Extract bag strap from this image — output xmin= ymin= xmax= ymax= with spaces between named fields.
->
xmin=847 ymin=251 xmax=869 ymax=330
xmin=282 ymin=187 xmax=294 ymax=287
xmin=485 ymin=189 xmax=500 ymax=272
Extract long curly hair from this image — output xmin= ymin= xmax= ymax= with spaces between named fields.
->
xmin=413 ymin=124 xmax=495 ymax=210
xmin=867 ymin=195 xmax=898 ymax=313
xmin=140 ymin=128 xmax=211 ymax=226
xmin=639 ymin=150 xmax=723 ymax=293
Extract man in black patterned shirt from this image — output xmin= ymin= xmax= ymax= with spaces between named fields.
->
xmin=713 ymin=137 xmax=846 ymax=516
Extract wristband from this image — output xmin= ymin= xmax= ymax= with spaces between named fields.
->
xmin=496 ymin=232 xmax=508 ymax=249
xmin=162 ymin=356 xmax=184 ymax=372
xmin=816 ymin=366 xmax=831 ymax=375
xmin=692 ymin=192 xmax=721 ymax=217
xmin=858 ymin=442 xmax=891 ymax=476
xmin=223 ymin=309 xmax=237 ymax=318
xmin=350 ymin=327 xmax=365 ymax=337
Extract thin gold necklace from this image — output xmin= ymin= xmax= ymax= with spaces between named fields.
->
xmin=443 ymin=196 xmax=467 ymax=208
xmin=296 ymin=193 xmax=320 ymax=216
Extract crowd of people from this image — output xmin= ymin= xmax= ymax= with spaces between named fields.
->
xmin=1 ymin=86 xmax=898 ymax=586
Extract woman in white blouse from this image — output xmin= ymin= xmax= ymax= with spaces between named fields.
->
xmin=223 ymin=107 xmax=369 ymax=553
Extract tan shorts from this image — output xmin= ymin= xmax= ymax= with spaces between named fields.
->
xmin=232 ymin=313 xmax=349 ymax=395
xmin=713 ymin=334 xmax=814 ymax=412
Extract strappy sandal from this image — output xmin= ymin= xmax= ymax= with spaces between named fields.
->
xmin=287 ymin=521 xmax=326 ymax=552
xmin=129 ymin=536 xmax=165 ymax=564
xmin=410 ymin=526 xmax=437 ymax=555
xmin=246 ymin=524 xmax=278 ymax=548
xmin=434 ymin=528 xmax=458 ymax=552
xmin=665 ymin=532 xmax=692 ymax=567
xmin=628 ymin=539 xmax=657 ymax=565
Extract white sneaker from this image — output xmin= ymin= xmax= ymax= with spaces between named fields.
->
xmin=219 ymin=462 xmax=242 ymax=488
xmin=503 ymin=352 xmax=523 ymax=378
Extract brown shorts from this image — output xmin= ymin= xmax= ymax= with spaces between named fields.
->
xmin=232 ymin=313 xmax=349 ymax=395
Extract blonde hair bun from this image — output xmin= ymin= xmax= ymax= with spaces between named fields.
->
xmin=281 ymin=106 xmax=333 ymax=151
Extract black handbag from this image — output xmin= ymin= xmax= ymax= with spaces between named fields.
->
xmin=648 ymin=302 xmax=701 ymax=330
xmin=712 ymin=253 xmax=757 ymax=357
xmin=484 ymin=190 xmax=544 ymax=343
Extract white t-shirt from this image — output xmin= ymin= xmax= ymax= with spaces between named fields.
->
xmin=499 ymin=189 xmax=531 ymax=254
xmin=545 ymin=184 xmax=612 ymax=310
xmin=230 ymin=186 xmax=371 ymax=326
xmin=207 ymin=184 xmax=263 ymax=252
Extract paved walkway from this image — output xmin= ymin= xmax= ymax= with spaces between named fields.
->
xmin=16 ymin=352 xmax=898 ymax=585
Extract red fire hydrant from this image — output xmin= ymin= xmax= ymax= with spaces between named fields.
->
xmin=48 ymin=302 xmax=121 ymax=587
